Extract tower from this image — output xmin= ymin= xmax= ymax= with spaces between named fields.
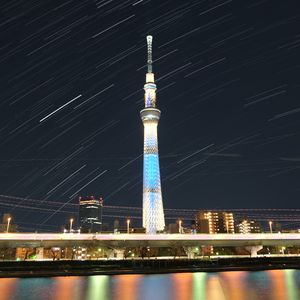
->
xmin=141 ymin=36 xmax=165 ymax=234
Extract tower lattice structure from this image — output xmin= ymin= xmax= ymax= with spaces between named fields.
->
xmin=141 ymin=36 xmax=165 ymax=234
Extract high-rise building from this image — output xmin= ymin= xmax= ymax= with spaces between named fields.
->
xmin=141 ymin=36 xmax=165 ymax=234
xmin=236 ymin=219 xmax=261 ymax=234
xmin=79 ymin=196 xmax=103 ymax=233
xmin=196 ymin=211 xmax=235 ymax=234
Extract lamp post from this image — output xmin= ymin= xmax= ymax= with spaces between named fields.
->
xmin=127 ymin=219 xmax=130 ymax=234
xmin=179 ymin=220 xmax=182 ymax=234
xmin=6 ymin=217 xmax=11 ymax=233
xmin=70 ymin=218 xmax=74 ymax=233
xmin=269 ymin=221 xmax=273 ymax=234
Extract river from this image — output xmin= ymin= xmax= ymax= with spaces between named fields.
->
xmin=0 ymin=269 xmax=299 ymax=300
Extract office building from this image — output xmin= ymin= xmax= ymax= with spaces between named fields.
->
xmin=79 ymin=196 xmax=103 ymax=233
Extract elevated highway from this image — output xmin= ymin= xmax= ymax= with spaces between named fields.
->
xmin=0 ymin=233 xmax=300 ymax=249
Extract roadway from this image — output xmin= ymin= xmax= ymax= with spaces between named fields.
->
xmin=0 ymin=233 xmax=300 ymax=248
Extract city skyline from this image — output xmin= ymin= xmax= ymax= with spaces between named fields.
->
xmin=0 ymin=1 xmax=299 ymax=231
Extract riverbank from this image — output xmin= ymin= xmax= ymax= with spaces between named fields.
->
xmin=1 ymin=256 xmax=300 ymax=278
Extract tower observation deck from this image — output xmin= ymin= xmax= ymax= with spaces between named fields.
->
xmin=141 ymin=36 xmax=165 ymax=234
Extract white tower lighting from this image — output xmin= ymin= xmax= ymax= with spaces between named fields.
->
xmin=141 ymin=36 xmax=165 ymax=234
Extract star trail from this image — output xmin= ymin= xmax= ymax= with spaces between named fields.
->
xmin=0 ymin=0 xmax=299 ymax=231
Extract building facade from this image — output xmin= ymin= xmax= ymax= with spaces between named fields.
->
xmin=236 ymin=219 xmax=262 ymax=234
xmin=196 ymin=211 xmax=235 ymax=234
xmin=79 ymin=197 xmax=103 ymax=233
xmin=141 ymin=36 xmax=165 ymax=234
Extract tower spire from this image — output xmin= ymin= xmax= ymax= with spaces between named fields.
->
xmin=147 ymin=35 xmax=153 ymax=73
xmin=145 ymin=36 xmax=155 ymax=85
xmin=144 ymin=36 xmax=156 ymax=107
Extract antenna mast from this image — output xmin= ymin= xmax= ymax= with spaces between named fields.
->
xmin=147 ymin=35 xmax=153 ymax=73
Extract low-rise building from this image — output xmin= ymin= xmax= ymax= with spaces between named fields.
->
xmin=236 ymin=219 xmax=262 ymax=234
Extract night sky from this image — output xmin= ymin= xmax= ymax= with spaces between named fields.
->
xmin=0 ymin=0 xmax=300 ymax=230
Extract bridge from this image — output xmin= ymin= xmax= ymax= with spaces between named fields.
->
xmin=1 ymin=233 xmax=300 ymax=248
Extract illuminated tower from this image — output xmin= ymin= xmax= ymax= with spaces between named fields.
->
xmin=141 ymin=36 xmax=165 ymax=234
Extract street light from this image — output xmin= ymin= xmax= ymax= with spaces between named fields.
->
xmin=127 ymin=219 xmax=130 ymax=234
xmin=179 ymin=220 xmax=182 ymax=234
xmin=70 ymin=218 xmax=74 ymax=233
xmin=269 ymin=221 xmax=273 ymax=234
xmin=6 ymin=217 xmax=11 ymax=233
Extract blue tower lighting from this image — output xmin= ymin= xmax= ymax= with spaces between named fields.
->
xmin=141 ymin=36 xmax=165 ymax=234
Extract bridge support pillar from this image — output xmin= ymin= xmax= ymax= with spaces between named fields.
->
xmin=114 ymin=248 xmax=125 ymax=259
xmin=183 ymin=247 xmax=199 ymax=259
xmin=104 ymin=248 xmax=125 ymax=259
xmin=36 ymin=247 xmax=44 ymax=260
xmin=104 ymin=248 xmax=114 ymax=259
xmin=245 ymin=245 xmax=263 ymax=257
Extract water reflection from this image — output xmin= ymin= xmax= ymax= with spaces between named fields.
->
xmin=269 ymin=270 xmax=286 ymax=300
xmin=0 ymin=278 xmax=17 ymax=300
xmin=206 ymin=274 xmax=226 ymax=300
xmin=220 ymin=271 xmax=247 ymax=300
xmin=192 ymin=273 xmax=206 ymax=300
xmin=54 ymin=277 xmax=85 ymax=300
xmin=86 ymin=276 xmax=109 ymax=300
xmin=0 ymin=269 xmax=300 ymax=300
xmin=140 ymin=274 xmax=172 ymax=300
xmin=246 ymin=269 xmax=273 ymax=299
xmin=285 ymin=270 xmax=299 ymax=300
xmin=171 ymin=273 xmax=193 ymax=300
xmin=111 ymin=274 xmax=141 ymax=300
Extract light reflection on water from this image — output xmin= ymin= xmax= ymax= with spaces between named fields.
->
xmin=0 ymin=269 xmax=300 ymax=300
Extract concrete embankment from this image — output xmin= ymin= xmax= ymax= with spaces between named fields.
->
xmin=0 ymin=257 xmax=300 ymax=278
